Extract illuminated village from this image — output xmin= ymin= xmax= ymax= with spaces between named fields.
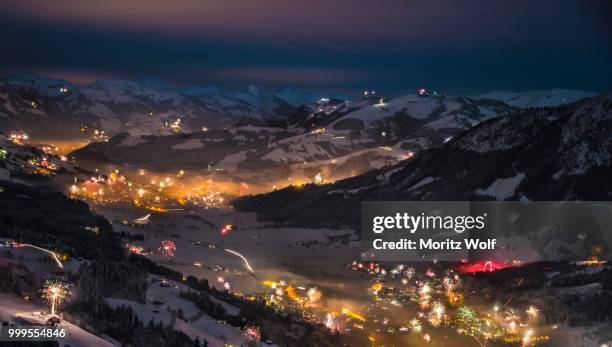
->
xmin=1 ymin=123 xmax=609 ymax=346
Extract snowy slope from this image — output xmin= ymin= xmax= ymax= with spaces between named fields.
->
xmin=0 ymin=134 xmax=72 ymax=184
xmin=106 ymin=276 xmax=262 ymax=347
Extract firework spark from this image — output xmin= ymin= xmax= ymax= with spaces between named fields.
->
xmin=325 ymin=313 xmax=338 ymax=330
xmin=409 ymin=318 xmax=422 ymax=332
xmin=526 ymin=305 xmax=539 ymax=319
xmin=523 ymin=329 xmax=533 ymax=346
xmin=406 ymin=267 xmax=416 ymax=280
xmin=220 ymin=224 xmax=233 ymax=235
xmin=158 ymin=240 xmax=176 ymax=258
xmin=433 ymin=301 xmax=445 ymax=320
xmin=243 ymin=325 xmax=261 ymax=341
xmin=40 ymin=280 xmax=70 ymax=316
xmin=307 ymin=287 xmax=322 ymax=304
xmin=129 ymin=245 xmax=144 ymax=254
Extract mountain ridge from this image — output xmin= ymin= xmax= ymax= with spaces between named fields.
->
xmin=233 ymin=93 xmax=612 ymax=228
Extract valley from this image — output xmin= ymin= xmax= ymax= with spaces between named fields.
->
xmin=0 ymin=73 xmax=609 ymax=347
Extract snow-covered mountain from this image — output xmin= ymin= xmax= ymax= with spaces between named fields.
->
xmin=272 ymin=87 xmax=347 ymax=107
xmin=3 ymin=72 xmax=602 ymax=186
xmin=69 ymin=92 xmax=519 ymax=186
xmin=1 ymin=72 xmax=597 ymax=142
xmin=0 ymin=73 xmax=315 ymax=139
xmin=474 ymin=88 xmax=597 ymax=108
xmin=235 ymin=93 xmax=612 ymax=226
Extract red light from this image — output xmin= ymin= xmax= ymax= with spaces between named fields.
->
xmin=220 ymin=224 xmax=233 ymax=235
xmin=458 ymin=260 xmax=509 ymax=273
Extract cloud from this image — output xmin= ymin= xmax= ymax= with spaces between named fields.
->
xmin=2 ymin=0 xmax=605 ymax=46
xmin=17 ymin=66 xmax=377 ymax=92
xmin=200 ymin=67 xmax=377 ymax=86
xmin=33 ymin=68 xmax=127 ymax=86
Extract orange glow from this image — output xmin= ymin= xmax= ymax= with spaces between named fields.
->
xmin=342 ymin=308 xmax=366 ymax=322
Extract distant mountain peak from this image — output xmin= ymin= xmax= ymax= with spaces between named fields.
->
xmin=5 ymin=71 xmax=41 ymax=80
xmin=474 ymin=89 xmax=597 ymax=108
xmin=135 ymin=77 xmax=171 ymax=91
xmin=179 ymin=85 xmax=219 ymax=96
xmin=87 ymin=79 xmax=143 ymax=92
xmin=247 ymin=84 xmax=262 ymax=97
xmin=275 ymin=86 xmax=296 ymax=93
xmin=6 ymin=71 xmax=67 ymax=84
xmin=4 ymin=71 xmax=75 ymax=97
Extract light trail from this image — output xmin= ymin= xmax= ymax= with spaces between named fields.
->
xmin=133 ymin=213 xmax=150 ymax=225
xmin=342 ymin=308 xmax=366 ymax=322
xmin=22 ymin=244 xmax=64 ymax=269
xmin=146 ymin=206 xmax=167 ymax=213
xmin=263 ymin=280 xmax=281 ymax=287
xmin=224 ymin=248 xmax=254 ymax=273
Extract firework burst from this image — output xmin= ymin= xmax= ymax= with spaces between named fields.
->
xmin=307 ymin=287 xmax=322 ymax=304
xmin=406 ymin=267 xmax=416 ymax=280
xmin=526 ymin=305 xmax=539 ymax=318
xmin=243 ymin=325 xmax=261 ymax=341
xmin=158 ymin=240 xmax=176 ymax=258
xmin=128 ymin=244 xmax=144 ymax=254
xmin=40 ymin=280 xmax=70 ymax=316
xmin=220 ymin=224 xmax=233 ymax=235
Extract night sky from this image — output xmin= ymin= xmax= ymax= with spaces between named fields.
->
xmin=1 ymin=0 xmax=610 ymax=95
